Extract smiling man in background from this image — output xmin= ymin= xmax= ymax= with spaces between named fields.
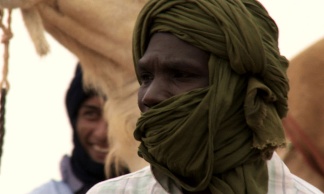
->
xmin=28 ymin=64 xmax=129 ymax=194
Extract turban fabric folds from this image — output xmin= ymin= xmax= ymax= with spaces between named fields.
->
xmin=133 ymin=0 xmax=289 ymax=193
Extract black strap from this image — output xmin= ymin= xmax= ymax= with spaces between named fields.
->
xmin=0 ymin=88 xmax=7 ymax=170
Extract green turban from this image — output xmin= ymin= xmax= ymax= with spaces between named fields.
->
xmin=133 ymin=0 xmax=289 ymax=193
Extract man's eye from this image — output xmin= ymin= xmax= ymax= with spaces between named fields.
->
xmin=83 ymin=111 xmax=100 ymax=120
xmin=173 ymin=70 xmax=190 ymax=79
xmin=139 ymin=73 xmax=153 ymax=84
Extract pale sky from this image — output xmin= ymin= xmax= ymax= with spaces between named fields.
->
xmin=0 ymin=1 xmax=323 ymax=193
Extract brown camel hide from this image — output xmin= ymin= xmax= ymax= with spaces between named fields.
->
xmin=277 ymin=38 xmax=324 ymax=192
xmin=1 ymin=2 xmax=323 ymax=190
xmin=0 ymin=0 xmax=149 ymax=177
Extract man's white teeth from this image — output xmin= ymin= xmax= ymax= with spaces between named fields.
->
xmin=93 ymin=145 xmax=108 ymax=153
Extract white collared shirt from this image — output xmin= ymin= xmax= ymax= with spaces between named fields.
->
xmin=87 ymin=152 xmax=323 ymax=194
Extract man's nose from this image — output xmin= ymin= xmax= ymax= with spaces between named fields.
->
xmin=94 ymin=120 xmax=108 ymax=143
xmin=141 ymin=79 xmax=170 ymax=108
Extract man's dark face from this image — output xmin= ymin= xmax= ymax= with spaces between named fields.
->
xmin=137 ymin=32 xmax=210 ymax=113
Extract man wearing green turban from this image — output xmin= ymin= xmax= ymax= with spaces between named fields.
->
xmin=87 ymin=0 xmax=322 ymax=193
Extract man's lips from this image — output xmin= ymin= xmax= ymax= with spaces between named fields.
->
xmin=92 ymin=145 xmax=108 ymax=153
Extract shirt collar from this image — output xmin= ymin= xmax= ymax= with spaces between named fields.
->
xmin=151 ymin=165 xmax=183 ymax=194
xmin=60 ymin=155 xmax=84 ymax=193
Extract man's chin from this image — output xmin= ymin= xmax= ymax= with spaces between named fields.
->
xmin=90 ymin=151 xmax=107 ymax=164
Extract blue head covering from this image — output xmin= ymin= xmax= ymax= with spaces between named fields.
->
xmin=65 ymin=64 xmax=105 ymax=191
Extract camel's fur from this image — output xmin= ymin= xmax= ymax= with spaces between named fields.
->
xmin=277 ymin=38 xmax=324 ymax=192
xmin=0 ymin=0 xmax=149 ymax=176
xmin=2 ymin=1 xmax=323 ymax=190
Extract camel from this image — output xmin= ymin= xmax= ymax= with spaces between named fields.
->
xmin=0 ymin=0 xmax=149 ymax=176
xmin=0 ymin=2 xmax=323 ymax=192
xmin=277 ymin=38 xmax=324 ymax=192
